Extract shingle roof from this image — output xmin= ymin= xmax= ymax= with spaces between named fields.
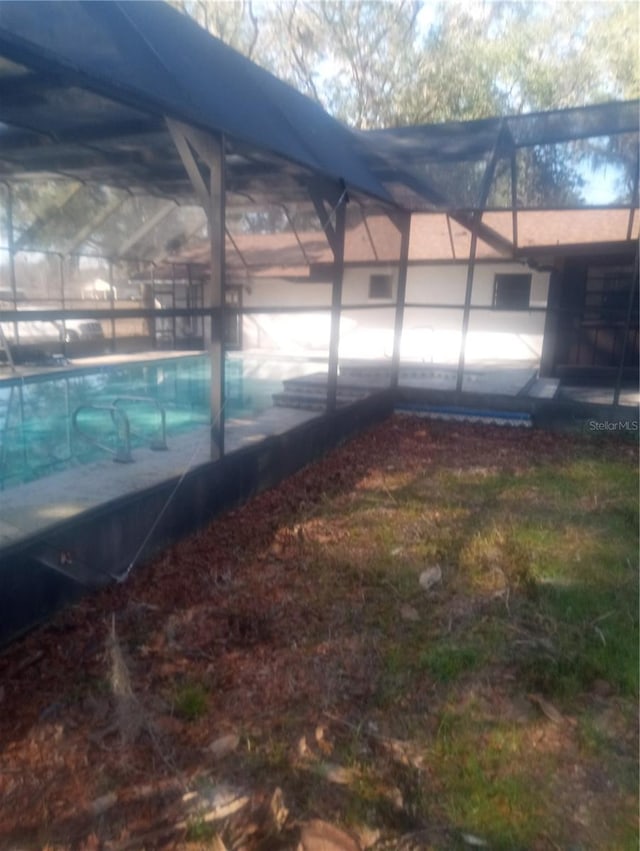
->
xmin=165 ymin=208 xmax=639 ymax=280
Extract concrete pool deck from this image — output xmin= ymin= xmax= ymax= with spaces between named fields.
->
xmin=3 ymin=350 xmax=636 ymax=405
xmin=0 ymin=349 xmax=205 ymax=383
xmin=1 ymin=351 xmax=637 ymax=554
xmin=0 ymin=406 xmax=319 ymax=552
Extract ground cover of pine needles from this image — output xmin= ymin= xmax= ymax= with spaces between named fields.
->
xmin=0 ymin=415 xmax=637 ymax=850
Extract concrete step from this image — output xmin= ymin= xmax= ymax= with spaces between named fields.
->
xmin=527 ymin=378 xmax=560 ymax=399
xmin=272 ymin=392 xmax=326 ymax=412
xmin=273 ymin=378 xmax=370 ymax=411
xmin=273 ymin=392 xmax=369 ymax=411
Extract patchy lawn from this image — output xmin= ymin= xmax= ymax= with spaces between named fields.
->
xmin=0 ymin=415 xmax=637 ymax=850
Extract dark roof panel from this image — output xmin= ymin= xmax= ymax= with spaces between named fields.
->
xmin=0 ymin=0 xmax=392 ymax=203
xmin=367 ymin=100 xmax=640 ymax=161
xmin=358 ymin=100 xmax=640 ymax=212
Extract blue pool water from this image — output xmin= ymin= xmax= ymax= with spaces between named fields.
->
xmin=0 ymin=354 xmax=281 ymax=489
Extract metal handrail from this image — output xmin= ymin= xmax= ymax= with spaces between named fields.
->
xmin=112 ymin=396 xmax=168 ymax=451
xmin=0 ymin=384 xmax=15 ymax=488
xmin=0 ymin=323 xmax=16 ymax=372
xmin=72 ymin=403 xmax=133 ymax=463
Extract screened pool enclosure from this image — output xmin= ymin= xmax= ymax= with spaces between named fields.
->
xmin=0 ymin=2 xmax=637 ymax=636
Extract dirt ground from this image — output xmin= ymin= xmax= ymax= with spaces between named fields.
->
xmin=0 ymin=415 xmax=637 ymax=850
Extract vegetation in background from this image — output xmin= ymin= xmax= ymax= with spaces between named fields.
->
xmin=171 ymin=0 xmax=639 ymax=208
xmin=173 ymin=1 xmax=639 ymax=127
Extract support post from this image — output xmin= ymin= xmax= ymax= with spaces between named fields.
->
xmin=445 ymin=214 xmax=457 ymax=260
xmin=361 ymin=207 xmax=380 ymax=261
xmin=57 ymin=253 xmax=68 ymax=356
xmin=455 ymin=225 xmax=480 ymax=394
xmin=326 ymin=197 xmax=346 ymax=412
xmin=108 ymin=261 xmax=116 ymax=353
xmin=510 ymin=152 xmax=519 ymax=249
xmin=455 ymin=124 xmax=507 ymax=394
xmin=59 ymin=253 xmax=66 ymax=311
xmin=206 ymin=135 xmax=225 ymax=459
xmin=613 ymin=242 xmax=639 ymax=407
xmin=167 ymin=118 xmax=226 ymax=459
xmin=539 ymin=262 xmax=563 ymax=379
xmin=627 ymin=141 xmax=639 ymax=242
xmin=171 ymin=263 xmax=177 ymax=349
xmin=6 ymin=183 xmax=19 ymax=346
xmin=390 ymin=212 xmax=411 ymax=390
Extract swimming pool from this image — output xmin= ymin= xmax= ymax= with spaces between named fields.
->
xmin=0 ymin=354 xmax=283 ymax=490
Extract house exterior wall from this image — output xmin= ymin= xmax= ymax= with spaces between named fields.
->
xmin=240 ymin=262 xmax=550 ymax=367
xmin=403 ymin=262 xmax=549 ymax=364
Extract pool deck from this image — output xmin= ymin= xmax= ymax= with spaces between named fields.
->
xmin=1 ymin=351 xmax=637 ymax=554
xmin=0 ymin=406 xmax=318 ymax=552
xmin=3 ymin=351 xmax=637 ymax=405
xmin=0 ymin=349 xmax=204 ymax=383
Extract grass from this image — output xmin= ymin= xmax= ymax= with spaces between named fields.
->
xmin=264 ymin=434 xmax=639 ymax=849
xmin=418 ymin=642 xmax=483 ymax=684
xmin=173 ymin=681 xmax=209 ymax=721
xmin=184 ymin=817 xmax=218 ymax=844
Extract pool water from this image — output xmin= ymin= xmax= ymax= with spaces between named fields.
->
xmin=0 ymin=355 xmax=281 ymax=489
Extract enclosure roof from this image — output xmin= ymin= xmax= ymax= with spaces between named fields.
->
xmin=0 ymin=1 xmax=638 ymax=226
xmin=366 ymin=100 xmax=640 ymax=162
xmin=0 ymin=0 xmax=392 ymax=204
xmin=360 ymin=100 xmax=640 ymax=211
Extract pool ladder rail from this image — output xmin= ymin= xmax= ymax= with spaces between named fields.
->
xmin=113 ymin=396 xmax=168 ymax=452
xmin=0 ymin=384 xmax=16 ymax=485
xmin=0 ymin=324 xmax=16 ymax=372
xmin=72 ymin=396 xmax=168 ymax=464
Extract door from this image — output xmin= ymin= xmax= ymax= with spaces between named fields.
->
xmin=541 ymin=254 xmax=638 ymax=383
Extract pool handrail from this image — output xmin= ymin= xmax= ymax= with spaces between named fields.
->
xmin=0 ymin=384 xmax=16 ymax=487
xmin=72 ymin=403 xmax=133 ymax=463
xmin=112 ymin=395 xmax=168 ymax=451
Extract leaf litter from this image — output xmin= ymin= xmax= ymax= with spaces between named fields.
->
xmin=0 ymin=415 xmax=637 ymax=850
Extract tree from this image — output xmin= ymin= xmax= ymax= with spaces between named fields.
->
xmin=287 ymin=0 xmax=423 ymax=129
xmin=170 ymin=0 xmax=259 ymax=58
xmin=172 ymin=1 xmax=639 ymax=128
xmin=171 ymin=1 xmax=637 ymax=207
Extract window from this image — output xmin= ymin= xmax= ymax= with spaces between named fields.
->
xmin=369 ymin=273 xmax=393 ymax=299
xmin=493 ymin=273 xmax=531 ymax=310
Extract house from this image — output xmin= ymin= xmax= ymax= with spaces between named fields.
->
xmin=151 ymin=205 xmax=637 ymax=397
